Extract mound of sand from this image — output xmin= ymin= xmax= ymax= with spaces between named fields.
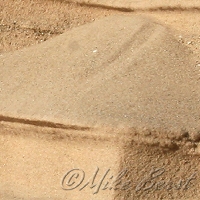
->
xmin=0 ymin=15 xmax=199 ymax=135
xmin=1 ymin=15 xmax=200 ymax=200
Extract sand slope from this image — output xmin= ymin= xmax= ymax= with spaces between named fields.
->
xmin=0 ymin=15 xmax=199 ymax=136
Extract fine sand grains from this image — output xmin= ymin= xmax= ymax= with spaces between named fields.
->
xmin=0 ymin=1 xmax=200 ymax=200
xmin=0 ymin=14 xmax=199 ymax=141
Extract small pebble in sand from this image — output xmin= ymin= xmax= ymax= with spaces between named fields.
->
xmin=187 ymin=41 xmax=193 ymax=45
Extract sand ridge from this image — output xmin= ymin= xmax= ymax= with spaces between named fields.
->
xmin=0 ymin=15 xmax=199 ymax=137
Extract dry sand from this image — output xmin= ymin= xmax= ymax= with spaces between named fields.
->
xmin=0 ymin=0 xmax=200 ymax=199
xmin=67 ymin=0 xmax=200 ymax=10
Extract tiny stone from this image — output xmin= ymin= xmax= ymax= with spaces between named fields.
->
xmin=196 ymin=63 xmax=200 ymax=67
xmin=180 ymin=129 xmax=189 ymax=138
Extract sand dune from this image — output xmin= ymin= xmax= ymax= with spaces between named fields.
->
xmin=0 ymin=15 xmax=199 ymax=134
xmin=0 ymin=3 xmax=200 ymax=200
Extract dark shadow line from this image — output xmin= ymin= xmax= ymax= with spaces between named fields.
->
xmin=0 ymin=114 xmax=92 ymax=131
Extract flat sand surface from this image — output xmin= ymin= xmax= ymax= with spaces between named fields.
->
xmin=0 ymin=0 xmax=200 ymax=199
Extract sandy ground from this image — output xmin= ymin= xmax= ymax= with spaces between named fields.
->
xmin=0 ymin=0 xmax=200 ymax=200
xmin=1 ymin=0 xmax=200 ymax=57
xmin=67 ymin=0 xmax=200 ymax=9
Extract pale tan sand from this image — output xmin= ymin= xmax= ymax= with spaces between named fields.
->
xmin=0 ymin=1 xmax=200 ymax=200
xmin=67 ymin=0 xmax=200 ymax=10
xmin=0 ymin=0 xmax=118 ymax=53
xmin=0 ymin=14 xmax=199 ymax=133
